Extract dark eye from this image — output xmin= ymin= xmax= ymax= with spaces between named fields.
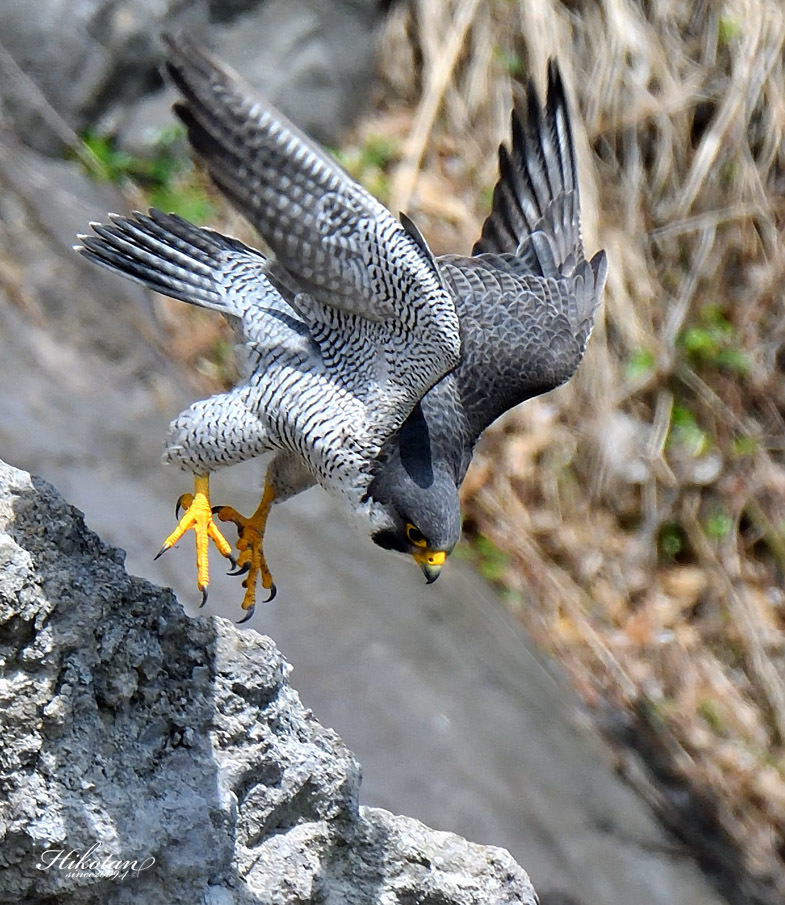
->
xmin=405 ymin=523 xmax=427 ymax=547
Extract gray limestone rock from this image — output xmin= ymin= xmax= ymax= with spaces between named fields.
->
xmin=0 ymin=458 xmax=536 ymax=905
xmin=0 ymin=0 xmax=387 ymax=155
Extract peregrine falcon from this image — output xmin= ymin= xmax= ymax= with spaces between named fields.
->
xmin=77 ymin=34 xmax=606 ymax=620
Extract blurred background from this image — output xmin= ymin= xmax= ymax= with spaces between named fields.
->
xmin=1 ymin=1 xmax=784 ymax=904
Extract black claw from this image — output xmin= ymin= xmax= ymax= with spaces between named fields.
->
xmin=175 ymin=496 xmax=186 ymax=518
xmin=228 ymin=561 xmax=250 ymax=577
xmin=153 ymin=544 xmax=168 ymax=561
xmin=264 ymin=583 xmax=277 ymax=603
xmin=199 ymin=587 xmax=208 ymax=609
xmin=211 ymin=505 xmax=223 ymax=516
xmin=237 ymin=605 xmax=256 ymax=624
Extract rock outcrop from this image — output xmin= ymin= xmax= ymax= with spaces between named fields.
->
xmin=0 ymin=0 xmax=388 ymax=155
xmin=0 ymin=458 xmax=536 ymax=905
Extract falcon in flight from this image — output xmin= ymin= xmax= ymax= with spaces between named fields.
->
xmin=77 ymin=34 xmax=606 ymax=621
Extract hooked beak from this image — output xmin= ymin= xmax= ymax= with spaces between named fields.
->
xmin=412 ymin=548 xmax=446 ymax=584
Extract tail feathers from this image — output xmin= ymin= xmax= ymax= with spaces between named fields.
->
xmin=473 ymin=60 xmax=583 ymax=274
xmin=76 ymin=209 xmax=265 ymax=316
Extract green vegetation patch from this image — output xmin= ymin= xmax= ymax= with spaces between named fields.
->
xmin=76 ymin=126 xmax=214 ymax=222
xmin=678 ymin=304 xmax=751 ymax=375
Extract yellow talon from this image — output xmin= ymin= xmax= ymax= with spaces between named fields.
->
xmin=215 ymin=478 xmax=277 ymax=619
xmin=155 ymin=474 xmax=234 ymax=601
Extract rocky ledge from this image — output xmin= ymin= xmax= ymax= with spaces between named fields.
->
xmin=0 ymin=458 xmax=535 ymax=905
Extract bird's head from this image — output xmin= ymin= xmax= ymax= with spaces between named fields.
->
xmin=366 ymin=467 xmax=461 ymax=583
xmin=365 ymin=405 xmax=461 ymax=584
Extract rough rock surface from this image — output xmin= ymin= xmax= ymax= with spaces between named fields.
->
xmin=0 ymin=0 xmax=388 ymax=154
xmin=0 ymin=458 xmax=536 ymax=905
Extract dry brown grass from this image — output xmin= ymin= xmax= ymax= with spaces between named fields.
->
xmin=366 ymin=1 xmax=785 ymax=900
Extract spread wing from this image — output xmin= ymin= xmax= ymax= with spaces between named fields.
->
xmin=439 ymin=60 xmax=606 ymax=442
xmin=76 ymin=209 xmax=285 ymax=347
xmin=163 ymin=34 xmax=460 ymax=439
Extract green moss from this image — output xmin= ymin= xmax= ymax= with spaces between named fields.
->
xmin=659 ymin=521 xmax=686 ymax=560
xmin=667 ymin=404 xmax=710 ymax=455
xmin=76 ymin=126 xmax=214 ymax=222
xmin=493 ymin=45 xmax=524 ymax=77
xmin=704 ymin=508 xmax=734 ymax=542
xmin=718 ymin=16 xmax=742 ymax=45
xmin=147 ymin=182 xmax=215 ymax=223
xmin=480 ymin=183 xmax=495 ymax=212
xmin=678 ymin=304 xmax=751 ymax=375
xmin=698 ymin=698 xmax=726 ymax=733
xmin=731 ymin=434 xmax=758 ymax=457
xmin=625 ymin=348 xmax=656 ymax=381
xmin=332 ymin=134 xmax=399 ymax=205
xmin=472 ymin=534 xmax=511 ymax=582
xmin=79 ymin=132 xmax=135 ymax=183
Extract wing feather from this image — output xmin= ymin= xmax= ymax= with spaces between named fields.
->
xmin=163 ymin=35 xmax=453 ymax=326
xmin=474 ymin=61 xmax=582 ymax=271
xmin=444 ymin=61 xmax=605 ymax=442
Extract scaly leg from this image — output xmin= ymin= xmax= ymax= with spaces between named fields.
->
xmin=214 ymin=476 xmax=277 ymax=623
xmin=155 ymin=474 xmax=235 ymax=606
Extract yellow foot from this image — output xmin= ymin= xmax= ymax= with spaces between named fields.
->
xmin=214 ymin=479 xmax=277 ymax=623
xmin=154 ymin=474 xmax=234 ymax=607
